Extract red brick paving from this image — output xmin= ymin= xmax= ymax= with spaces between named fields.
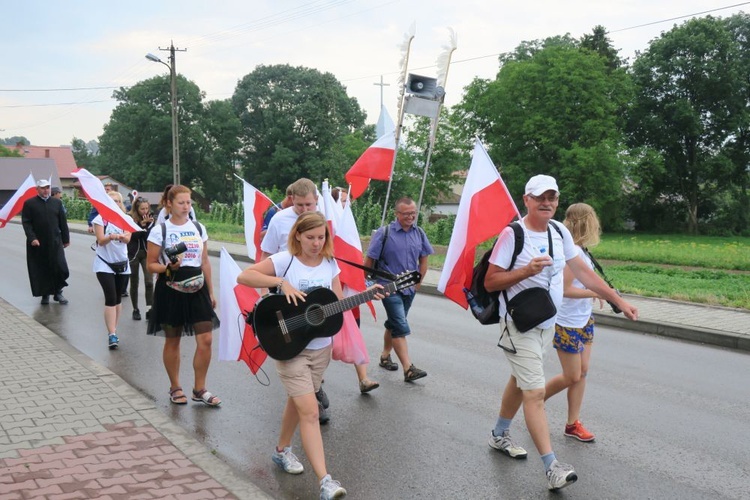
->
xmin=0 ymin=421 xmax=236 ymax=499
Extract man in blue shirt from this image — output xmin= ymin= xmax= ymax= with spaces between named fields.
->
xmin=364 ymin=196 xmax=433 ymax=382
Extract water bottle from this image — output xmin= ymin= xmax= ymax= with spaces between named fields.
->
xmin=464 ymin=288 xmax=484 ymax=317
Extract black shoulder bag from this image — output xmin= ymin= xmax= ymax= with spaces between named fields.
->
xmin=501 ymin=226 xmax=558 ymax=334
xmin=581 ymin=247 xmax=622 ymax=314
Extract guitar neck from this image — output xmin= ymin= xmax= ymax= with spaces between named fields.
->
xmin=322 ymin=281 xmax=399 ymax=317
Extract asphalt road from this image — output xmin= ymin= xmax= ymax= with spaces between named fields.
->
xmin=1 ymin=224 xmax=749 ymax=499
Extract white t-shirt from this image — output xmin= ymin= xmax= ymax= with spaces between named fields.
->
xmin=147 ymin=219 xmax=208 ymax=268
xmin=155 ymin=206 xmax=197 ymax=226
xmin=555 ymin=246 xmax=595 ymax=328
xmin=489 ymin=219 xmax=577 ymax=329
xmin=270 ymin=251 xmax=341 ymax=350
xmin=260 ymin=206 xmax=299 ymax=254
xmin=92 ymin=214 xmax=133 ymax=274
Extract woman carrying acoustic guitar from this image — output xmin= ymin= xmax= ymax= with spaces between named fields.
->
xmin=237 ymin=211 xmax=383 ymax=500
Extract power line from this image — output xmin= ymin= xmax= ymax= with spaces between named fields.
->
xmin=609 ymin=1 xmax=750 ymax=33
xmin=0 ymin=86 xmax=118 ymax=92
xmin=338 ymin=2 xmax=750 ymax=85
xmin=0 ymin=100 xmax=112 ymax=108
xmin=4 ymin=2 xmax=749 ymax=110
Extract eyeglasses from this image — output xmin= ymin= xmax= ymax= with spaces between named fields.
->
xmin=528 ymin=194 xmax=559 ymax=203
xmin=398 ymin=211 xmax=417 ymax=217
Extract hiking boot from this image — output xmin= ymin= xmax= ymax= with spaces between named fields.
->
xmin=488 ymin=430 xmax=528 ymax=459
xmin=546 ymin=459 xmax=577 ymax=491
xmin=318 ymin=400 xmax=330 ymax=425
xmin=53 ymin=292 xmax=68 ymax=305
xmin=319 ymin=474 xmax=347 ymax=499
xmin=108 ymin=334 xmax=119 ymax=350
xmin=272 ymin=446 xmax=304 ymax=474
xmin=379 ymin=354 xmax=398 ymax=371
xmin=404 ymin=364 xmax=427 ymax=382
xmin=315 ymin=387 xmax=330 ymax=409
xmin=564 ymin=420 xmax=595 ymax=442
xmin=132 ymin=309 xmax=142 ymax=321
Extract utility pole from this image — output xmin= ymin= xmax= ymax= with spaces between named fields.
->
xmin=157 ymin=42 xmax=186 ymax=185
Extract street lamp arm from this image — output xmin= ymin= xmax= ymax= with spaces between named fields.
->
xmin=145 ymin=53 xmax=170 ymax=70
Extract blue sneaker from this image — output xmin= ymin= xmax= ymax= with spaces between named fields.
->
xmin=108 ymin=334 xmax=119 ymax=349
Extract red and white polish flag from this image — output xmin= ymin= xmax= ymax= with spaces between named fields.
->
xmin=0 ymin=173 xmax=37 ymax=228
xmin=345 ymin=105 xmax=396 ymax=200
xmin=71 ymin=168 xmax=142 ymax=232
xmin=438 ymin=139 xmax=521 ymax=308
xmin=322 ymin=182 xmax=376 ymax=319
xmin=240 ymin=179 xmax=273 ymax=263
xmin=218 ymin=248 xmax=267 ymax=374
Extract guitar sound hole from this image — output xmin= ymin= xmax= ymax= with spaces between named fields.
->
xmin=305 ymin=304 xmax=325 ymax=326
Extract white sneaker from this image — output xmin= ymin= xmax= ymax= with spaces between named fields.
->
xmin=488 ymin=430 xmax=528 ymax=459
xmin=319 ymin=474 xmax=346 ymax=499
xmin=272 ymin=446 xmax=304 ymax=474
xmin=546 ymin=459 xmax=577 ymax=490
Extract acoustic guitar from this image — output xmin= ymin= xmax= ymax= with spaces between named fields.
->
xmin=251 ymin=271 xmax=421 ymax=360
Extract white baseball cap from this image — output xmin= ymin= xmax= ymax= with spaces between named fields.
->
xmin=525 ymin=175 xmax=559 ymax=196
xmin=36 ymin=179 xmax=51 ymax=188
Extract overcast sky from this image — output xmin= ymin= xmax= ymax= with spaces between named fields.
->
xmin=2 ymin=0 xmax=748 ymax=147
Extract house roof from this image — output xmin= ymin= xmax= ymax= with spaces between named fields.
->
xmin=10 ymin=144 xmax=78 ymax=180
xmin=0 ymin=158 xmax=62 ymax=190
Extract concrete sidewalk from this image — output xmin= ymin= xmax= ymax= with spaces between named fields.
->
xmin=3 ymin=220 xmax=747 ymax=499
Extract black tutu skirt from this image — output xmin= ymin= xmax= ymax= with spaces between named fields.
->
xmin=147 ymin=267 xmax=219 ymax=337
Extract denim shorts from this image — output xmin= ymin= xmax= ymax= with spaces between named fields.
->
xmin=553 ymin=316 xmax=595 ymax=354
xmin=382 ymin=292 xmax=414 ymax=338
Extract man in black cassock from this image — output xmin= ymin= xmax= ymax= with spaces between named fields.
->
xmin=21 ymin=179 xmax=71 ymax=305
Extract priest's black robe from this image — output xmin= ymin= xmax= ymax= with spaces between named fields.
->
xmin=21 ymin=195 xmax=70 ymax=297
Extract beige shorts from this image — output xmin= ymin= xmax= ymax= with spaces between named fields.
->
xmin=498 ymin=318 xmax=553 ymax=391
xmin=275 ymin=345 xmax=332 ymax=398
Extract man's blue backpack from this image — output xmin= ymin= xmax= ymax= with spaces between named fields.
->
xmin=465 ymin=221 xmax=562 ymax=325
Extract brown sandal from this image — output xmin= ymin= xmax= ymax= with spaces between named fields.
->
xmin=192 ymin=388 xmax=221 ymax=407
xmin=169 ymin=387 xmax=188 ymax=405
xmin=359 ymin=379 xmax=380 ymax=393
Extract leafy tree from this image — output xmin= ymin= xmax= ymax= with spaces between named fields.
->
xmin=98 ymin=74 xmax=217 ymax=195
xmin=1 ymin=136 xmax=29 ymax=146
xmin=457 ymin=41 xmax=632 ymax=228
xmin=193 ymin=99 xmax=243 ymax=203
xmin=580 ymin=25 xmax=626 ymax=70
xmin=318 ymin=126 xmax=375 ymax=188
xmin=231 ymin=64 xmax=366 ymax=189
xmin=719 ymin=13 xmax=750 ymax=235
xmin=628 ymin=16 xmax=743 ymax=233
xmin=0 ymin=144 xmax=23 ymax=157
xmin=71 ymin=137 xmax=99 ymax=172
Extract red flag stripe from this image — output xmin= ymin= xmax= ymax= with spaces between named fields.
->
xmin=72 ymin=168 xmax=142 ymax=233
xmin=438 ymin=139 xmax=520 ymax=309
xmin=0 ymin=173 xmax=37 ymax=228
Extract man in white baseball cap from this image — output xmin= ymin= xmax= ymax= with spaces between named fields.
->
xmin=483 ymin=173 xmax=638 ymax=491
xmin=524 ymin=174 xmax=559 ymax=196
xmin=22 ymin=178 xmax=70 ymax=304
